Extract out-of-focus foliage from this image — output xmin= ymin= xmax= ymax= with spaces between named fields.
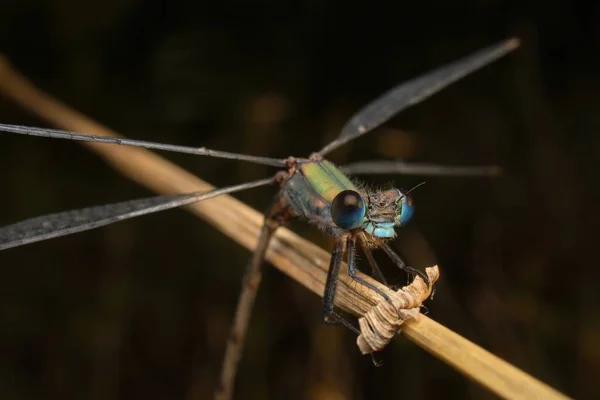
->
xmin=0 ymin=1 xmax=598 ymax=399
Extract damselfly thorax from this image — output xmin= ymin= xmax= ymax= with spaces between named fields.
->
xmin=277 ymin=154 xmax=413 ymax=246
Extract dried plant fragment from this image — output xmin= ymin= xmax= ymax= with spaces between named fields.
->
xmin=357 ymin=266 xmax=440 ymax=354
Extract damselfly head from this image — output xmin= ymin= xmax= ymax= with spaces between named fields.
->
xmin=358 ymin=189 xmax=409 ymax=239
xmin=369 ymin=189 xmax=407 ymax=223
xmin=330 ymin=187 xmax=413 ymax=238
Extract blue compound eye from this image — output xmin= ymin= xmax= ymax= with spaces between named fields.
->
xmin=398 ymin=191 xmax=415 ymax=226
xmin=331 ymin=190 xmax=366 ymax=230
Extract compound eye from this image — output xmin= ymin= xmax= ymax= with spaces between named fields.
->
xmin=331 ymin=190 xmax=366 ymax=230
xmin=398 ymin=192 xmax=415 ymax=226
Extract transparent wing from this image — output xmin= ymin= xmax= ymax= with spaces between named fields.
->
xmin=0 ymin=177 xmax=274 ymax=251
xmin=318 ymin=38 xmax=520 ymax=156
xmin=340 ymin=160 xmax=500 ymax=177
xmin=0 ymin=124 xmax=287 ymax=167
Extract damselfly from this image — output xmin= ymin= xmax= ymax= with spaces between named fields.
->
xmin=0 ymin=38 xmax=519 ymax=396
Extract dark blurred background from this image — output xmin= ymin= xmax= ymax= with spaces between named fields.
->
xmin=0 ymin=1 xmax=598 ymax=399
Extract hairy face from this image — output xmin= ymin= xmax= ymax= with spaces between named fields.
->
xmin=367 ymin=189 xmax=402 ymax=224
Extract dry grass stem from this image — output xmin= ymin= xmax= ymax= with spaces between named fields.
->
xmin=0 ymin=56 xmax=571 ymax=400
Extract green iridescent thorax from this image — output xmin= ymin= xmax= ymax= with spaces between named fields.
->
xmin=280 ymin=160 xmax=362 ymax=230
xmin=280 ymin=160 xmax=404 ymax=239
xmin=299 ymin=160 xmax=359 ymax=202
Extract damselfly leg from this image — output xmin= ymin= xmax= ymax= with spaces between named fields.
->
xmin=381 ymin=242 xmax=430 ymax=287
xmin=322 ymin=238 xmax=360 ymax=334
xmin=360 ymin=241 xmax=389 ymax=286
xmin=347 ymin=237 xmax=399 ymax=314
xmin=322 ymin=236 xmax=404 ymax=329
